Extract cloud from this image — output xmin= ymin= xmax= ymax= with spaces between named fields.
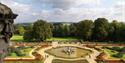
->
xmin=1 ymin=0 xmax=31 ymax=13
xmin=34 ymin=0 xmax=100 ymax=10
xmin=0 ymin=0 xmax=125 ymax=23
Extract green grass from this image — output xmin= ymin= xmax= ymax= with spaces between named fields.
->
xmin=11 ymin=35 xmax=78 ymax=42
xmin=47 ymin=37 xmax=78 ymax=41
xmin=103 ymin=47 xmax=125 ymax=59
xmin=52 ymin=59 xmax=88 ymax=63
xmin=7 ymin=46 xmax=32 ymax=58
xmin=11 ymin=35 xmax=23 ymax=42
xmin=5 ymin=60 xmax=42 ymax=63
xmin=104 ymin=49 xmax=117 ymax=55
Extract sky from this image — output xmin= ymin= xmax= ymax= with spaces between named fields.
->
xmin=0 ymin=0 xmax=125 ymax=23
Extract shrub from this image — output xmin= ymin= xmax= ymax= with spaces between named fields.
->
xmin=112 ymin=47 xmax=122 ymax=52
xmin=112 ymin=53 xmax=123 ymax=58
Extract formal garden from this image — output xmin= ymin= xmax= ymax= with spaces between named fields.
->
xmin=5 ymin=19 xmax=125 ymax=63
xmin=0 ymin=0 xmax=125 ymax=63
xmin=0 ymin=31 xmax=122 ymax=63
xmin=2 ymin=35 xmax=125 ymax=63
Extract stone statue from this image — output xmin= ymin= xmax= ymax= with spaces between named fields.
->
xmin=0 ymin=3 xmax=18 ymax=63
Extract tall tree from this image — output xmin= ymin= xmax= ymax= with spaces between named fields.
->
xmin=52 ymin=23 xmax=64 ymax=37
xmin=92 ymin=18 xmax=109 ymax=41
xmin=23 ymin=30 xmax=33 ymax=41
xmin=23 ymin=24 xmax=33 ymax=41
xmin=33 ymin=20 xmax=52 ymax=41
xmin=109 ymin=20 xmax=125 ymax=41
xmin=77 ymin=20 xmax=94 ymax=40
xmin=52 ymin=23 xmax=70 ymax=37
xmin=69 ymin=23 xmax=77 ymax=37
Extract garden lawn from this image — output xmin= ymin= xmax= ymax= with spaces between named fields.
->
xmin=10 ymin=35 xmax=23 ymax=42
xmin=11 ymin=35 xmax=77 ymax=42
xmin=5 ymin=60 xmax=42 ymax=63
xmin=47 ymin=37 xmax=78 ymax=41
xmin=52 ymin=59 xmax=88 ymax=63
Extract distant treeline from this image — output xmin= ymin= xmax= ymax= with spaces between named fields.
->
xmin=14 ymin=18 xmax=125 ymax=42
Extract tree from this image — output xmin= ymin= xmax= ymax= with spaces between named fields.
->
xmin=77 ymin=20 xmax=94 ymax=40
xmin=23 ymin=23 xmax=33 ymax=31
xmin=33 ymin=20 xmax=52 ymax=41
xmin=109 ymin=20 xmax=125 ymax=41
xmin=69 ymin=23 xmax=77 ymax=37
xmin=52 ymin=23 xmax=70 ymax=37
xmin=92 ymin=18 xmax=109 ymax=41
xmin=23 ymin=30 xmax=33 ymax=41
xmin=23 ymin=24 xmax=33 ymax=41
xmin=14 ymin=24 xmax=25 ymax=35
xmin=52 ymin=23 xmax=64 ymax=37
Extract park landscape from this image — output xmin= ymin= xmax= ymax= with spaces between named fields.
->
xmin=0 ymin=0 xmax=125 ymax=63
xmin=4 ymin=24 xmax=125 ymax=63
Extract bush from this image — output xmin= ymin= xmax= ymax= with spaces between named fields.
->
xmin=112 ymin=47 xmax=122 ymax=52
xmin=23 ymin=30 xmax=33 ymax=41
xmin=102 ymin=46 xmax=110 ymax=49
xmin=17 ymin=46 xmax=26 ymax=49
xmin=14 ymin=49 xmax=24 ymax=56
xmin=112 ymin=53 xmax=123 ymax=58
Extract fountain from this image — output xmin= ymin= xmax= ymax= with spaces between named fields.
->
xmin=45 ymin=46 xmax=92 ymax=59
xmin=62 ymin=46 xmax=74 ymax=55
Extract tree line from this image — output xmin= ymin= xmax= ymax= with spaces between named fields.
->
xmin=14 ymin=18 xmax=125 ymax=42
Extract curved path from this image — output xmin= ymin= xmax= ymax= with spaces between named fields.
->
xmin=37 ymin=46 xmax=54 ymax=63
xmin=37 ymin=43 xmax=100 ymax=63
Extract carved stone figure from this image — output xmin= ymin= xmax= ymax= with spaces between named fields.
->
xmin=0 ymin=3 xmax=18 ymax=63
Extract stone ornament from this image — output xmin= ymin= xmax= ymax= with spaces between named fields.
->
xmin=0 ymin=3 xmax=18 ymax=63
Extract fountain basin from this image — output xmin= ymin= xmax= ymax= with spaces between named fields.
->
xmin=45 ymin=46 xmax=92 ymax=59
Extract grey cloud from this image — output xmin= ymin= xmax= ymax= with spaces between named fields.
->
xmin=33 ymin=0 xmax=76 ymax=10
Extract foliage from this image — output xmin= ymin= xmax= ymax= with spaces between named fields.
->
xmin=92 ymin=18 xmax=109 ymax=41
xmin=23 ymin=23 xmax=33 ymax=41
xmin=7 ymin=46 xmax=32 ymax=58
xmin=33 ymin=20 xmax=52 ymax=41
xmin=14 ymin=24 xmax=25 ymax=35
xmin=108 ymin=20 xmax=125 ymax=41
xmin=76 ymin=20 xmax=93 ymax=40
xmin=17 ymin=17 xmax=125 ymax=42
xmin=23 ymin=30 xmax=33 ymax=41
xmin=112 ymin=53 xmax=123 ymax=58
xmin=103 ymin=46 xmax=125 ymax=59
xmin=52 ymin=23 xmax=70 ymax=37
